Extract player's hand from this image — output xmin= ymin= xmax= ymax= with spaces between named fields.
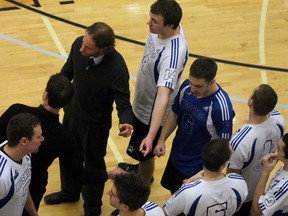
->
xmin=153 ymin=142 xmax=166 ymax=157
xmin=118 ymin=124 xmax=133 ymax=137
xmin=139 ymin=136 xmax=153 ymax=157
xmin=262 ymin=153 xmax=278 ymax=174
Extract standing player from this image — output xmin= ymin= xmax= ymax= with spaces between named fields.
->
xmin=154 ymin=57 xmax=234 ymax=194
xmin=124 ymin=0 xmax=189 ymax=184
xmin=163 ymin=138 xmax=248 ymax=216
xmin=227 ymin=84 xmax=286 ymax=216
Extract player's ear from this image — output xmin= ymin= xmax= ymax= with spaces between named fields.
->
xmin=248 ymin=97 xmax=254 ymax=107
xmin=122 ymin=204 xmax=130 ymax=212
xmin=42 ymin=89 xmax=48 ymax=101
xmin=19 ymin=136 xmax=29 ymax=147
xmin=209 ymin=79 xmax=216 ymax=86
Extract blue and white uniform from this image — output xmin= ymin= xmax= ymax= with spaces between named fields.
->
xmin=163 ymin=173 xmax=248 ymax=216
xmin=228 ymin=110 xmax=286 ymax=202
xmin=259 ymin=166 xmax=288 ymax=216
xmin=0 ymin=141 xmax=32 ymax=216
xmin=170 ymin=79 xmax=234 ymax=177
xmin=116 ymin=201 xmax=165 ymax=216
xmin=133 ymin=30 xmax=189 ymax=125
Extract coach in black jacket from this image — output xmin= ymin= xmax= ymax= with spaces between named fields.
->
xmin=44 ymin=22 xmax=134 ymax=216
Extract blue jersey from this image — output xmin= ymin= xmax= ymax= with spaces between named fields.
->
xmin=170 ymin=79 xmax=234 ymax=177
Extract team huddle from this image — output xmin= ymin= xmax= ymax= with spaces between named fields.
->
xmin=1 ymin=0 xmax=288 ymax=216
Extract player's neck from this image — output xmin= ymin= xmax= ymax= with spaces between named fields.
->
xmin=42 ymin=102 xmax=60 ymax=115
xmin=283 ymin=162 xmax=288 ymax=171
xmin=203 ymin=168 xmax=226 ymax=181
xmin=3 ymin=144 xmax=23 ymax=162
xmin=158 ymin=26 xmax=180 ymax=40
xmin=200 ymin=83 xmax=219 ymax=98
xmin=248 ymin=112 xmax=269 ymax=124
xmin=120 ymin=208 xmax=145 ymax=216
xmin=196 ymin=83 xmax=219 ymax=99
xmin=209 ymin=83 xmax=219 ymax=95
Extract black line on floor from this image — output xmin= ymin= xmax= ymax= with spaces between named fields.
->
xmin=0 ymin=6 xmax=19 ymax=12
xmin=59 ymin=1 xmax=74 ymax=5
xmin=32 ymin=0 xmax=41 ymax=7
xmin=5 ymin=0 xmax=288 ymax=73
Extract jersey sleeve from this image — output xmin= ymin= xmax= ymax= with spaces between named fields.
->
xmin=228 ymin=128 xmax=252 ymax=170
xmin=111 ymin=55 xmax=133 ymax=125
xmin=163 ymin=191 xmax=188 ymax=216
xmin=211 ymin=91 xmax=234 ymax=139
xmin=0 ymin=158 xmax=12 ymax=203
xmin=142 ymin=202 xmax=165 ymax=216
xmin=171 ymin=79 xmax=189 ymax=114
xmin=258 ymin=179 xmax=288 ymax=216
xmin=227 ymin=173 xmax=248 ymax=209
xmin=270 ymin=110 xmax=286 ymax=136
xmin=163 ymin=182 xmax=200 ymax=215
xmin=228 ymin=148 xmax=247 ymax=170
xmin=157 ymin=37 xmax=188 ymax=91
xmin=156 ymin=59 xmax=177 ymax=90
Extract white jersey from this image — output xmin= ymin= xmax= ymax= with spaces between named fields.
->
xmin=133 ymin=29 xmax=189 ymax=125
xmin=228 ymin=110 xmax=286 ymax=202
xmin=0 ymin=141 xmax=32 ymax=216
xmin=259 ymin=166 xmax=288 ymax=216
xmin=117 ymin=201 xmax=165 ymax=216
xmin=163 ymin=173 xmax=248 ymax=216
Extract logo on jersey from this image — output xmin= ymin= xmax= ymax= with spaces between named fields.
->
xmin=203 ymin=106 xmax=209 ymax=112
xmin=15 ymin=168 xmax=31 ymax=192
xmin=140 ymin=55 xmax=149 ymax=75
xmin=127 ymin=145 xmax=135 ymax=154
xmin=146 ymin=36 xmax=157 ymax=60
xmin=207 ymin=202 xmax=228 ymax=215
xmin=14 ymin=170 xmax=19 ymax=179
xmin=181 ymin=113 xmax=194 ymax=135
xmin=264 ymin=196 xmax=276 ymax=207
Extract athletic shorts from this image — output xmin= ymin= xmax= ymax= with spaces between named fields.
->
xmin=126 ymin=114 xmax=162 ymax=161
xmin=233 ymin=201 xmax=252 ymax=216
xmin=161 ymin=158 xmax=190 ymax=194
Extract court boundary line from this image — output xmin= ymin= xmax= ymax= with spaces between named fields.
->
xmin=259 ymin=0 xmax=269 ymax=84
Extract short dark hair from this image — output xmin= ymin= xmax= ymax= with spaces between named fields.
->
xmin=46 ymin=73 xmax=74 ymax=109
xmin=251 ymin=84 xmax=277 ymax=116
xmin=189 ymin=58 xmax=218 ymax=83
xmin=6 ymin=113 xmax=40 ymax=147
xmin=282 ymin=133 xmax=288 ymax=159
xmin=202 ymin=138 xmax=231 ymax=172
xmin=114 ymin=173 xmax=150 ymax=211
xmin=86 ymin=22 xmax=115 ymax=53
xmin=150 ymin=0 xmax=182 ymax=29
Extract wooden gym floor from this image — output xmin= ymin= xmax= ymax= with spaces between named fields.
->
xmin=0 ymin=0 xmax=288 ymax=215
